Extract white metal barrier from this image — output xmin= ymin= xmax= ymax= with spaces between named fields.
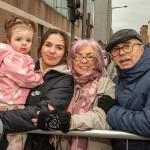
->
xmin=26 ymin=129 xmax=150 ymax=140
xmin=25 ymin=129 xmax=150 ymax=150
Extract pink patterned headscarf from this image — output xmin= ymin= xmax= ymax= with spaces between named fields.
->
xmin=67 ymin=39 xmax=106 ymax=150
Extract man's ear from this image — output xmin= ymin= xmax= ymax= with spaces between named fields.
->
xmin=141 ymin=45 xmax=144 ymax=52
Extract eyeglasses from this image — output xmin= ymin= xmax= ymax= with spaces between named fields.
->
xmin=111 ymin=43 xmax=143 ymax=57
xmin=74 ymin=55 xmax=96 ymax=61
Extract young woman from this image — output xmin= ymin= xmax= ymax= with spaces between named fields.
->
xmin=0 ymin=28 xmax=74 ymax=150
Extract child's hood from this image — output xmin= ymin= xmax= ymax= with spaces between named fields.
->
xmin=0 ymin=43 xmax=14 ymax=64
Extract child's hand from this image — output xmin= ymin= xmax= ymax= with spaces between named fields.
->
xmin=0 ymin=108 xmax=7 ymax=111
xmin=34 ymin=70 xmax=43 ymax=76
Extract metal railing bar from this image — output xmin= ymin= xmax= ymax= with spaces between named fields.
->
xmin=126 ymin=139 xmax=128 ymax=150
xmin=26 ymin=130 xmax=150 ymax=140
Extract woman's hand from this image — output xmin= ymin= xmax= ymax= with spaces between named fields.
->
xmin=32 ymin=104 xmax=54 ymax=126
xmin=32 ymin=104 xmax=71 ymax=133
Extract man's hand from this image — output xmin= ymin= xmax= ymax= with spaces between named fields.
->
xmin=97 ymin=95 xmax=116 ymax=114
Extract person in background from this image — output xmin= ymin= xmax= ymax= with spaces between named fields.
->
xmin=0 ymin=15 xmax=43 ymax=150
xmin=0 ymin=119 xmax=3 ymax=139
xmin=0 ymin=28 xmax=74 ymax=150
xmin=0 ymin=119 xmax=7 ymax=149
xmin=34 ymin=39 xmax=116 ymax=150
xmin=103 ymin=51 xmax=111 ymax=68
xmin=105 ymin=29 xmax=150 ymax=150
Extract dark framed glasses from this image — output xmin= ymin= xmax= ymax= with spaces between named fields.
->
xmin=111 ymin=43 xmax=143 ymax=57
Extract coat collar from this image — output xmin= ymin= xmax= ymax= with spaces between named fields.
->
xmin=117 ymin=45 xmax=150 ymax=84
xmin=35 ymin=58 xmax=71 ymax=76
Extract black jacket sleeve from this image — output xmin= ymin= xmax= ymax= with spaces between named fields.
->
xmin=0 ymin=74 xmax=74 ymax=134
xmin=0 ymin=106 xmax=37 ymax=133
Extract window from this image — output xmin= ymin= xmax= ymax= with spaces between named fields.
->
xmin=42 ymin=0 xmax=68 ymax=19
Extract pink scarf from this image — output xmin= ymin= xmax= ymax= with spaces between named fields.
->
xmin=67 ymin=67 xmax=101 ymax=150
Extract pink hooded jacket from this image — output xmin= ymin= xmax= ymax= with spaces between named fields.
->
xmin=0 ymin=43 xmax=43 ymax=104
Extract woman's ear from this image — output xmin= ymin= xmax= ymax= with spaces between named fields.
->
xmin=108 ymin=53 xmax=113 ymax=60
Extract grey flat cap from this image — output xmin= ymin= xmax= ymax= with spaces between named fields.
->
xmin=105 ymin=29 xmax=142 ymax=52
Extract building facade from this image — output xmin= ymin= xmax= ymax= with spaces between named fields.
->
xmin=0 ymin=0 xmax=85 ymax=60
xmin=148 ymin=21 xmax=150 ymax=44
xmin=93 ymin=0 xmax=112 ymax=49
xmin=0 ymin=0 xmax=111 ymax=59
xmin=140 ymin=25 xmax=149 ymax=44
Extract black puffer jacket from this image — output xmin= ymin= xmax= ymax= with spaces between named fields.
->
xmin=0 ymin=61 xmax=74 ymax=150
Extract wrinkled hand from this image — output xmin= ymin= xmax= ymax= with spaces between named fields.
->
xmin=97 ymin=95 xmax=116 ymax=114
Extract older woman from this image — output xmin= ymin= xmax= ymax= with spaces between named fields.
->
xmin=36 ymin=39 xmax=116 ymax=150
xmin=0 ymin=29 xmax=74 ymax=150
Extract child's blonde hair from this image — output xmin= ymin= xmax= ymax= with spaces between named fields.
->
xmin=4 ymin=15 xmax=37 ymax=43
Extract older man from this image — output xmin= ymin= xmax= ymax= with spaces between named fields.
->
xmin=105 ymin=29 xmax=150 ymax=150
